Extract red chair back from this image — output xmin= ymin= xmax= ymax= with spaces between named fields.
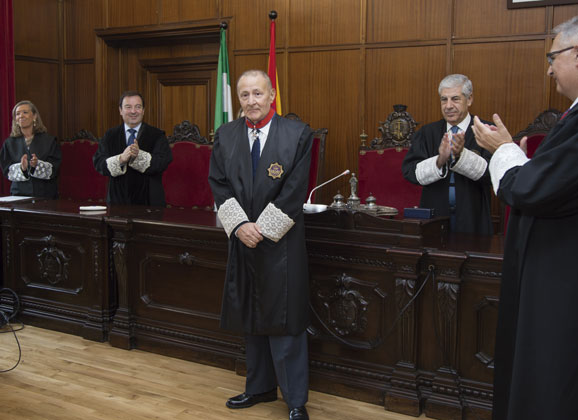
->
xmin=162 ymin=142 xmax=213 ymax=209
xmin=358 ymin=148 xmax=422 ymax=212
xmin=59 ymin=139 xmax=107 ymax=201
xmin=307 ymin=128 xmax=327 ymax=203
xmin=524 ymin=133 xmax=546 ymax=158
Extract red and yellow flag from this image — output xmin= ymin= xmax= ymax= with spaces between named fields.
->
xmin=267 ymin=17 xmax=282 ymax=115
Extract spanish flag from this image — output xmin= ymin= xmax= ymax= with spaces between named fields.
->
xmin=267 ymin=15 xmax=282 ymax=115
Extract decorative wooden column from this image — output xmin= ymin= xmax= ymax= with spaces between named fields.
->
xmin=424 ymin=251 xmax=467 ymax=420
xmin=384 ymin=247 xmax=425 ymax=417
xmin=107 ymin=217 xmax=134 ymax=350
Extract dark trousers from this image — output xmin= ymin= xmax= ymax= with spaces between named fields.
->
xmin=244 ymin=331 xmax=309 ymax=409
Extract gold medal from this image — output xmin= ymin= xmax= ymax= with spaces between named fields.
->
xmin=267 ymin=162 xmax=284 ymax=179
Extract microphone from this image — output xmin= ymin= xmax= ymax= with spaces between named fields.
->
xmin=303 ymin=169 xmax=350 ymax=213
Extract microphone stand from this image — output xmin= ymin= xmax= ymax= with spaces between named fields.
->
xmin=303 ymin=169 xmax=350 ymax=213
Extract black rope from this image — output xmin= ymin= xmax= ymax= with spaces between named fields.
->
xmin=0 ymin=288 xmax=23 ymax=373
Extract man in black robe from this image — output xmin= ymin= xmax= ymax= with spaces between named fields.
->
xmin=93 ymin=91 xmax=172 ymax=206
xmin=402 ymin=74 xmax=493 ymax=234
xmin=209 ymin=70 xmax=312 ymax=420
xmin=473 ymin=16 xmax=578 ymax=420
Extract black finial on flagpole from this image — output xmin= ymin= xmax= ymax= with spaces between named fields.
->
xmin=220 ymin=21 xmax=228 ymax=30
xmin=269 ymin=10 xmax=278 ymax=20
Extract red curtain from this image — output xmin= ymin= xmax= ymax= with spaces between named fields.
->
xmin=0 ymin=0 xmax=14 ymax=195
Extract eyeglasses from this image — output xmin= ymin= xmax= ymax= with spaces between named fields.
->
xmin=546 ymin=46 xmax=575 ymax=65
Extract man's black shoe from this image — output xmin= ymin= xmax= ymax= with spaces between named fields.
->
xmin=289 ymin=406 xmax=309 ymax=420
xmin=226 ymin=388 xmax=277 ymax=409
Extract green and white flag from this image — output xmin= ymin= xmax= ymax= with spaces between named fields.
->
xmin=214 ymin=27 xmax=233 ymax=132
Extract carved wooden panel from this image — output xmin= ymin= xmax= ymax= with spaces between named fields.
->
xmin=3 ymin=207 xmax=111 ymax=342
xmin=119 ymin=220 xmax=241 ymax=369
xmin=310 ymin=272 xmax=387 ymax=350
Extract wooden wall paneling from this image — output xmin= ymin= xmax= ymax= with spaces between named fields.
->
xmin=288 ymin=0 xmax=362 ymax=46
xmin=367 ymin=0 xmax=452 ymax=43
xmin=453 ymin=40 xmax=547 ymax=136
xmin=94 ymin=21 xmax=221 ymax=136
xmin=64 ymin=63 xmax=97 ymax=136
xmin=455 ymin=0 xmax=547 ymax=38
xmin=288 ymin=50 xmax=361 ymax=204
xmin=64 ymin=0 xmax=105 ymax=60
xmin=159 ymin=84 xmax=209 ymax=136
xmin=552 ymin=4 xmax=578 ymax=26
xmin=365 ymin=45 xmax=447 ymax=142
xmin=14 ymin=60 xmax=60 ymax=139
xmin=107 ymin=0 xmax=160 ymax=28
xmin=144 ymin=59 xmax=216 ymax=137
xmin=95 ymin=39 xmax=122 ymax=136
xmin=160 ymin=0 xmax=218 ymax=23
xmin=223 ymin=0 xmax=287 ymax=51
xmin=13 ymin=0 xmax=60 ymax=59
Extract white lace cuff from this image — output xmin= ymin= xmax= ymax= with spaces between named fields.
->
xmin=30 ymin=159 xmax=53 ymax=179
xmin=489 ymin=143 xmax=529 ymax=195
xmin=129 ymin=150 xmax=152 ymax=173
xmin=415 ymin=155 xmax=445 ymax=185
xmin=8 ymin=163 xmax=28 ymax=181
xmin=256 ymin=202 xmax=295 ymax=243
xmin=106 ymin=155 xmax=127 ymax=177
xmin=451 ymin=148 xmax=487 ymax=181
xmin=217 ymin=197 xmax=249 ymax=238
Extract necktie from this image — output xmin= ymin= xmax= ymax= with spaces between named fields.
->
xmin=448 ymin=125 xmax=459 ymax=231
xmin=251 ymin=129 xmax=260 ymax=178
xmin=127 ymin=128 xmax=136 ymax=145
xmin=560 ymin=108 xmax=571 ymax=120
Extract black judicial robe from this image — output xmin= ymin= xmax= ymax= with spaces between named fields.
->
xmin=0 ymin=133 xmax=61 ymax=198
xmin=208 ymin=115 xmax=313 ymax=336
xmin=93 ymin=123 xmax=172 ymax=206
xmin=402 ymin=118 xmax=493 ymax=234
xmin=491 ymin=108 xmax=578 ymax=420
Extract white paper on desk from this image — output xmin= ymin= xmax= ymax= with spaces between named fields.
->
xmin=0 ymin=196 xmax=35 ymax=202
xmin=79 ymin=205 xmax=107 ymax=211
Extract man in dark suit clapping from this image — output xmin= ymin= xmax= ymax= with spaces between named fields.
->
xmin=93 ymin=91 xmax=172 ymax=206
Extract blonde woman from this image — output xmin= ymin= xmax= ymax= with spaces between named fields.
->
xmin=0 ymin=100 xmax=61 ymax=198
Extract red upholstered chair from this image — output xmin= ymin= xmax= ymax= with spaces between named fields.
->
xmin=358 ymin=148 xmax=421 ymax=212
xmin=284 ymin=113 xmax=327 ymax=203
xmin=358 ymin=105 xmax=421 ymax=212
xmin=307 ymin=129 xmax=327 ymax=202
xmin=59 ymin=131 xmax=107 ymax=201
xmin=162 ymin=121 xmax=214 ymax=209
xmin=502 ymin=109 xmax=561 ymax=232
